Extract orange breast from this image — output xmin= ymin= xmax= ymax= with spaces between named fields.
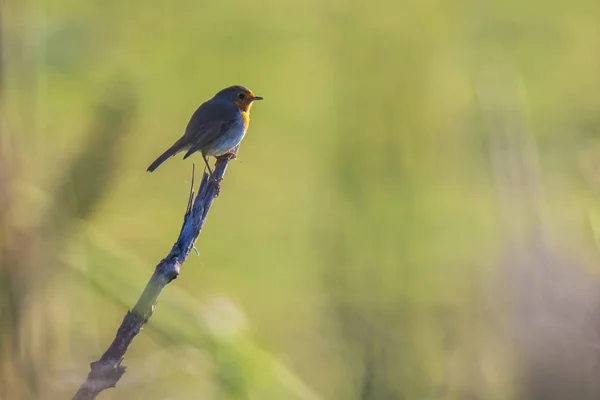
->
xmin=241 ymin=110 xmax=250 ymax=130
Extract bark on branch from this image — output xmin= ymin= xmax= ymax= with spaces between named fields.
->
xmin=73 ymin=153 xmax=236 ymax=399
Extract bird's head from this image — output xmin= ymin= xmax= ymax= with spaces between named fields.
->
xmin=214 ymin=85 xmax=263 ymax=112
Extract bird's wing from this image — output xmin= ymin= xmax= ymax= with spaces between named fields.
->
xmin=182 ymin=100 xmax=239 ymax=158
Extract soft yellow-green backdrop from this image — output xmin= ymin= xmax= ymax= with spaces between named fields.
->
xmin=2 ymin=0 xmax=600 ymax=399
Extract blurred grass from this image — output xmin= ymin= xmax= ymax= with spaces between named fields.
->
xmin=2 ymin=0 xmax=600 ymax=398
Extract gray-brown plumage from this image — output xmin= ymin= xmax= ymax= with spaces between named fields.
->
xmin=147 ymin=85 xmax=262 ymax=174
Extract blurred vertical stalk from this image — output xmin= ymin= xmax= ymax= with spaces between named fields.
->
xmin=40 ymin=82 xmax=137 ymax=246
xmin=476 ymin=58 xmax=600 ymax=399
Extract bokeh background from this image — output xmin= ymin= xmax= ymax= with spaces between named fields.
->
xmin=2 ymin=0 xmax=600 ymax=399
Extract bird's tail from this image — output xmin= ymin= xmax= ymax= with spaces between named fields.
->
xmin=147 ymin=140 xmax=184 ymax=172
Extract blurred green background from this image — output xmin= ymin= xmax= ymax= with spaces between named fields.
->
xmin=2 ymin=0 xmax=600 ymax=399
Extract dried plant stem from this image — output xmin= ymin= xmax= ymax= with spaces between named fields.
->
xmin=73 ymin=153 xmax=236 ymax=399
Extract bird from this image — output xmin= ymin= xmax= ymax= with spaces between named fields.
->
xmin=147 ymin=85 xmax=263 ymax=175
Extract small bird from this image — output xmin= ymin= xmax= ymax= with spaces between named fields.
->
xmin=147 ymin=85 xmax=263 ymax=175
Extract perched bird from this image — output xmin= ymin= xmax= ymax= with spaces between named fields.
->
xmin=147 ymin=85 xmax=263 ymax=175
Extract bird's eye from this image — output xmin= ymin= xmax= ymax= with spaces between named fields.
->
xmin=237 ymin=93 xmax=246 ymax=100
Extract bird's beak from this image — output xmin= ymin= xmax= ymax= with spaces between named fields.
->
xmin=252 ymin=96 xmax=264 ymax=101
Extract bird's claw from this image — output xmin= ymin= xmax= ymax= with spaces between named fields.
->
xmin=218 ymin=151 xmax=237 ymax=161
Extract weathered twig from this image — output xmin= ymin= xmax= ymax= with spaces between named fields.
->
xmin=73 ymin=153 xmax=236 ymax=399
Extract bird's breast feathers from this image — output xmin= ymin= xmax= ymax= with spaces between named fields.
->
xmin=240 ymin=110 xmax=250 ymax=131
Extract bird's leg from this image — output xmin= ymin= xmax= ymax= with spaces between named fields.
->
xmin=202 ymin=154 xmax=213 ymax=176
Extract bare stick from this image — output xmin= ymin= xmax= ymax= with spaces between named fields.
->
xmin=73 ymin=153 xmax=236 ymax=399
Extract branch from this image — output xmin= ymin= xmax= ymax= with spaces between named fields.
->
xmin=73 ymin=153 xmax=236 ymax=399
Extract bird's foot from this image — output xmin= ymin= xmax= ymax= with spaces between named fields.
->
xmin=218 ymin=151 xmax=237 ymax=161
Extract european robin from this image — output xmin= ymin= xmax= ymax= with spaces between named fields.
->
xmin=147 ymin=85 xmax=263 ymax=174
